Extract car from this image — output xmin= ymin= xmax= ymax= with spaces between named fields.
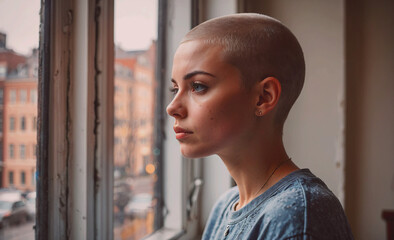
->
xmin=0 ymin=200 xmax=30 ymax=228
xmin=25 ymin=192 xmax=36 ymax=220
xmin=124 ymin=193 xmax=154 ymax=218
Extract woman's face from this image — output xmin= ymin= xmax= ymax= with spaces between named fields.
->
xmin=166 ymin=40 xmax=257 ymax=158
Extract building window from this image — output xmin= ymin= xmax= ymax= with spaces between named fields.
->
xmin=30 ymin=89 xmax=37 ymax=103
xmin=33 ymin=116 xmax=37 ymax=130
xmin=21 ymin=171 xmax=26 ymax=185
xmin=0 ymin=88 xmax=3 ymax=104
xmin=20 ymin=144 xmax=26 ymax=159
xmin=10 ymin=116 xmax=15 ymax=130
xmin=0 ymin=141 xmax=3 ymax=162
xmin=9 ymin=171 xmax=14 ymax=185
xmin=0 ymin=112 xmax=2 ymax=132
xmin=0 ymin=65 xmax=6 ymax=78
xmin=9 ymin=144 xmax=14 ymax=158
xmin=10 ymin=89 xmax=16 ymax=103
xmin=20 ymin=89 xmax=27 ymax=103
xmin=21 ymin=116 xmax=26 ymax=130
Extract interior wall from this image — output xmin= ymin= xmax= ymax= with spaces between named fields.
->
xmin=244 ymin=0 xmax=347 ymax=203
xmin=345 ymin=0 xmax=394 ymax=239
xmin=199 ymin=0 xmax=237 ymax=233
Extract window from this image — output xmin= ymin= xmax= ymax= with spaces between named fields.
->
xmin=9 ymin=171 xmax=14 ymax=185
xmin=0 ymin=65 xmax=6 ymax=78
xmin=1 ymin=1 xmax=39 ymax=238
xmin=37 ymin=1 xmax=209 ymax=239
xmin=30 ymin=89 xmax=37 ymax=103
xmin=9 ymin=89 xmax=16 ymax=103
xmin=33 ymin=116 xmax=37 ymax=130
xmin=10 ymin=116 xmax=15 ymax=130
xmin=0 ymin=141 xmax=3 ymax=162
xmin=9 ymin=144 xmax=14 ymax=158
xmin=21 ymin=171 xmax=26 ymax=185
xmin=0 ymin=112 xmax=2 ymax=132
xmin=21 ymin=116 xmax=26 ymax=130
xmin=113 ymin=1 xmax=162 ymax=239
xmin=20 ymin=144 xmax=26 ymax=159
xmin=20 ymin=89 xmax=27 ymax=103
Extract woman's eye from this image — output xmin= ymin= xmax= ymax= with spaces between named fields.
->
xmin=191 ymin=82 xmax=207 ymax=93
xmin=169 ymin=87 xmax=178 ymax=95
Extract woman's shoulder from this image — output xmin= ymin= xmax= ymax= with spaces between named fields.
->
xmin=254 ymin=169 xmax=353 ymax=239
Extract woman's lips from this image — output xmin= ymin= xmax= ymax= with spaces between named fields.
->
xmin=173 ymin=126 xmax=193 ymax=140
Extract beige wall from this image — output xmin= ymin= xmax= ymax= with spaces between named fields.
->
xmin=346 ymin=0 xmax=394 ymax=239
xmin=245 ymin=0 xmax=347 ymax=202
xmin=244 ymin=0 xmax=394 ymax=239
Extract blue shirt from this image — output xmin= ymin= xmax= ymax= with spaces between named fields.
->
xmin=202 ymin=169 xmax=353 ymax=240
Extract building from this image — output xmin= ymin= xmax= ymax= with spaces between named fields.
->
xmin=114 ymin=41 xmax=157 ymax=178
xmin=0 ymin=32 xmax=37 ymax=191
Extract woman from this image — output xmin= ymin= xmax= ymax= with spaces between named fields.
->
xmin=166 ymin=13 xmax=353 ymax=239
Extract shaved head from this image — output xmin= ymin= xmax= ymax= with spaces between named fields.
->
xmin=182 ymin=13 xmax=305 ymax=126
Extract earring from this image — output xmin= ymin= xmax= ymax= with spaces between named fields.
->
xmin=257 ymin=110 xmax=262 ymax=116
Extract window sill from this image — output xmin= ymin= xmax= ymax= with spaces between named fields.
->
xmin=143 ymin=228 xmax=185 ymax=240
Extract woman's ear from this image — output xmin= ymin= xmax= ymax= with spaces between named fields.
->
xmin=255 ymin=77 xmax=281 ymax=117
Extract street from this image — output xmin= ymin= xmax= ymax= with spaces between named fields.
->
xmin=0 ymin=222 xmax=35 ymax=240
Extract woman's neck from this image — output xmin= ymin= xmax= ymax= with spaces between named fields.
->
xmin=219 ymin=135 xmax=298 ymax=211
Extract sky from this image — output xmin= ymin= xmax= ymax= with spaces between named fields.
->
xmin=0 ymin=0 xmax=157 ymax=55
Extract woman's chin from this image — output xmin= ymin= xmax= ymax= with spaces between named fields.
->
xmin=180 ymin=147 xmax=212 ymax=159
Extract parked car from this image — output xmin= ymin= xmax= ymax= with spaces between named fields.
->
xmin=26 ymin=192 xmax=36 ymax=220
xmin=0 ymin=200 xmax=30 ymax=228
xmin=124 ymin=193 xmax=154 ymax=218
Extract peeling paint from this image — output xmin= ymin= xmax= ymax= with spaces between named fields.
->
xmin=65 ymin=9 xmax=73 ymax=240
xmin=93 ymin=1 xmax=102 ymax=239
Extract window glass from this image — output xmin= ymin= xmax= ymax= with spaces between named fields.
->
xmin=9 ymin=144 xmax=14 ymax=158
xmin=0 ymin=141 xmax=3 ymax=162
xmin=0 ymin=0 xmax=39 ymax=236
xmin=30 ymin=89 xmax=37 ymax=103
xmin=9 ymin=90 xmax=16 ymax=103
xmin=21 ymin=171 xmax=26 ymax=185
xmin=21 ymin=116 xmax=26 ymax=130
xmin=113 ymin=0 xmax=160 ymax=239
xmin=0 ymin=89 xmax=3 ymax=104
xmin=20 ymin=144 xmax=26 ymax=159
xmin=20 ymin=89 xmax=27 ymax=103
xmin=0 ymin=112 xmax=3 ymax=132
xmin=9 ymin=116 xmax=15 ymax=130
xmin=33 ymin=116 xmax=37 ymax=130
xmin=9 ymin=171 xmax=14 ymax=185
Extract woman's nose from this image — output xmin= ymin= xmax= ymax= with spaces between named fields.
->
xmin=166 ymin=95 xmax=187 ymax=119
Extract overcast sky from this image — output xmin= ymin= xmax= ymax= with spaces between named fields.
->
xmin=0 ymin=0 xmax=157 ymax=55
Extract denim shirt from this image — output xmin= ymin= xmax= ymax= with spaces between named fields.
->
xmin=202 ymin=169 xmax=353 ymax=240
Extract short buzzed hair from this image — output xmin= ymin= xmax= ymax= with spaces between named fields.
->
xmin=182 ymin=13 xmax=305 ymax=126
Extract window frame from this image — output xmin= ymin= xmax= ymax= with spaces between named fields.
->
xmin=38 ymin=0 xmax=114 ymax=239
xmin=37 ymin=0 xmax=230 ymax=239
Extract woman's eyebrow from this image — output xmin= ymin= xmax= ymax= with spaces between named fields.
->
xmin=183 ymin=70 xmax=216 ymax=80
xmin=171 ymin=71 xmax=216 ymax=83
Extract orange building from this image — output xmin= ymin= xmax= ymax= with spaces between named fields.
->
xmin=0 ymin=38 xmax=38 ymax=191
xmin=114 ymin=41 xmax=157 ymax=177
